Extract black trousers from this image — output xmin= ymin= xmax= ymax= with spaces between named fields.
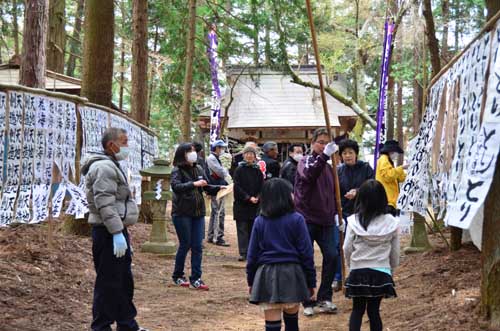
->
xmin=235 ymin=219 xmax=255 ymax=257
xmin=303 ymin=224 xmax=337 ymax=307
xmin=91 ymin=227 xmax=139 ymax=331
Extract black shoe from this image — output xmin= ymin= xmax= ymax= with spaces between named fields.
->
xmin=238 ymin=255 xmax=246 ymax=262
xmin=215 ymin=240 xmax=230 ymax=247
xmin=207 ymin=239 xmax=215 ymax=244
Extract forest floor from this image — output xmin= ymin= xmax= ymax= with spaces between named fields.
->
xmin=0 ymin=216 xmax=484 ymax=331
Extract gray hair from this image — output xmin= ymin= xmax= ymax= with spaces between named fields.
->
xmin=101 ymin=127 xmax=127 ymax=149
xmin=262 ymin=141 xmax=277 ymax=153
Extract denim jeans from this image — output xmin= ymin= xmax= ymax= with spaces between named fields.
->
xmin=303 ymin=223 xmax=338 ymax=307
xmin=172 ymin=215 xmax=205 ymax=282
xmin=91 ymin=227 xmax=139 ymax=331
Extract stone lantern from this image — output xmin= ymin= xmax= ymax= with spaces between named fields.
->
xmin=139 ymin=159 xmax=176 ymax=255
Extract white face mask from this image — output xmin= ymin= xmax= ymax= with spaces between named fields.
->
xmin=292 ymin=154 xmax=303 ymax=163
xmin=115 ymin=146 xmax=130 ymax=161
xmin=187 ymin=151 xmax=198 ymax=163
xmin=389 ymin=152 xmax=399 ymax=162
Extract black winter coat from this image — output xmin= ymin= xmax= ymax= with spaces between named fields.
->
xmin=233 ymin=164 xmax=264 ymax=221
xmin=261 ymin=154 xmax=281 ymax=180
xmin=171 ymin=164 xmax=219 ymax=217
xmin=337 ymin=160 xmax=374 ymax=217
xmin=280 ymin=157 xmax=298 ymax=188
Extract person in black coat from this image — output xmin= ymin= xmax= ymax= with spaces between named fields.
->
xmin=261 ymin=141 xmax=281 ymax=180
xmin=280 ymin=143 xmax=304 ymax=188
xmin=337 ymin=139 xmax=375 ymax=218
xmin=332 ymin=139 xmax=374 ymax=291
xmin=233 ymin=145 xmax=264 ymax=261
xmin=170 ymin=142 xmax=224 ymax=290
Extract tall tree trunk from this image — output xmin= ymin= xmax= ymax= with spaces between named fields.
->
xmin=453 ymin=0 xmax=460 ymax=54
xmin=486 ymin=0 xmax=500 ymax=20
xmin=148 ymin=25 xmax=159 ymax=116
xmin=386 ymin=77 xmax=395 ymax=140
xmin=441 ymin=0 xmax=449 ymax=63
xmin=46 ymin=0 xmax=66 ymax=73
xmin=66 ymin=0 xmax=84 ymax=77
xmin=396 ymin=81 xmax=404 ymax=165
xmin=422 ymin=0 xmax=441 ymax=78
xmin=12 ymin=0 xmax=20 ymax=56
xmin=264 ymin=12 xmax=272 ymax=65
xmin=118 ymin=0 xmax=126 ymax=111
xmin=481 ymin=155 xmax=500 ymax=328
xmin=412 ymin=43 xmax=424 ymax=133
xmin=20 ymin=0 xmax=49 ymax=88
xmin=251 ymin=0 xmax=259 ymax=66
xmin=180 ymin=0 xmax=197 ymax=142
xmin=482 ymin=1 xmax=500 ymax=325
xmin=131 ymin=0 xmax=149 ymax=125
xmin=81 ymin=0 xmax=114 ymax=106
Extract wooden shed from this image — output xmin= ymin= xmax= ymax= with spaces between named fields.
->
xmin=198 ymin=65 xmax=357 ymax=147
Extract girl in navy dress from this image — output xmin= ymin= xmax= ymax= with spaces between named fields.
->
xmin=247 ymin=178 xmax=316 ymax=331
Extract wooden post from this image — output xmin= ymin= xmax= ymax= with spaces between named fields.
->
xmin=305 ymin=0 xmax=346 ymax=288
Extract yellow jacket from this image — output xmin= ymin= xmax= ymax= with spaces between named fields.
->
xmin=375 ymin=154 xmax=406 ymax=208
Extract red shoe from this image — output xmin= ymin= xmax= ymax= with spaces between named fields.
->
xmin=190 ymin=278 xmax=209 ymax=290
xmin=173 ymin=277 xmax=190 ymax=287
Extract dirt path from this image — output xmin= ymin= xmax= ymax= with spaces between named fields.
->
xmin=0 ymin=217 xmax=482 ymax=331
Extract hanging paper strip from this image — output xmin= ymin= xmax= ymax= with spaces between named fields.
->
xmin=207 ymin=27 xmax=222 ymax=143
xmin=373 ymin=20 xmax=395 ymax=171
xmin=0 ymin=92 xmax=6 ymax=195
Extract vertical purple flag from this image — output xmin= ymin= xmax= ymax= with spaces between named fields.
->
xmin=374 ymin=20 xmax=395 ymax=172
xmin=207 ymin=25 xmax=222 ymax=144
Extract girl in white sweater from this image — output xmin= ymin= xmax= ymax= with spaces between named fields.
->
xmin=343 ymin=179 xmax=400 ymax=331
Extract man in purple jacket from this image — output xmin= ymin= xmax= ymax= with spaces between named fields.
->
xmin=294 ymin=127 xmax=339 ymax=316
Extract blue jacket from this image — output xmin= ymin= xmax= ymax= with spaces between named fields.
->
xmin=246 ymin=212 xmax=316 ymax=289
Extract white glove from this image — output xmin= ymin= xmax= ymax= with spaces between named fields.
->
xmin=323 ymin=142 xmax=338 ymax=156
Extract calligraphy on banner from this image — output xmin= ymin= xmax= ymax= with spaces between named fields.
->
xmin=0 ymin=91 xmax=24 ymax=226
xmin=0 ymin=92 xmax=6 ymax=194
xmin=446 ymin=23 xmax=500 ymax=229
xmin=398 ymin=20 xmax=500 ymax=232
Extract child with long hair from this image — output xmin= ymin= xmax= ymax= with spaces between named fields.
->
xmin=247 ymin=178 xmax=316 ymax=331
xmin=343 ymin=179 xmax=400 ymax=331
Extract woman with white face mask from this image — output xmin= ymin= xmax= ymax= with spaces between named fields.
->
xmin=279 ymin=144 xmax=305 ymax=188
xmin=375 ymin=140 xmax=408 ymax=217
xmin=170 ymin=143 xmax=225 ymax=291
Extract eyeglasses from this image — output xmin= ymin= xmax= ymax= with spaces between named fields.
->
xmin=315 ymin=140 xmax=329 ymax=145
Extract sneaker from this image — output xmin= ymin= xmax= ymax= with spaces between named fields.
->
xmin=215 ymin=240 xmax=230 ymax=247
xmin=137 ymin=328 xmax=150 ymax=331
xmin=317 ymin=301 xmax=338 ymax=314
xmin=238 ymin=255 xmax=246 ymax=262
xmin=173 ymin=277 xmax=190 ymax=287
xmin=190 ymin=278 xmax=209 ymax=290
xmin=303 ymin=307 xmax=315 ymax=317
xmin=332 ymin=280 xmax=342 ymax=292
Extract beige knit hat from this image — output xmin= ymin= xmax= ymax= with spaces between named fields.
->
xmin=242 ymin=146 xmax=257 ymax=156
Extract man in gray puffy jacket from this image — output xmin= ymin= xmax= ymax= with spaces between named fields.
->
xmin=81 ymin=127 xmax=148 ymax=331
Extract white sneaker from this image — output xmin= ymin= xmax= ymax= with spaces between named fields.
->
xmin=303 ymin=307 xmax=315 ymax=317
xmin=317 ymin=301 xmax=338 ymax=314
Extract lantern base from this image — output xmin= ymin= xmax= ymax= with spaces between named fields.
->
xmin=141 ymin=240 xmax=177 ymax=255
xmin=404 ymin=212 xmax=432 ymax=254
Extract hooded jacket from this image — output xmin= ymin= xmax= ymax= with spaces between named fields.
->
xmin=81 ymin=153 xmax=139 ymax=234
xmin=294 ymin=152 xmax=337 ymax=226
xmin=375 ymin=154 xmax=406 ymax=208
xmin=343 ymin=213 xmax=400 ymax=272
xmin=337 ymin=161 xmax=374 ymax=217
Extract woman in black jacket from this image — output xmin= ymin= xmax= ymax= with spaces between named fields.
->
xmin=171 ymin=143 xmax=222 ymax=290
xmin=233 ymin=146 xmax=264 ymax=261
xmin=333 ymin=139 xmax=374 ymax=291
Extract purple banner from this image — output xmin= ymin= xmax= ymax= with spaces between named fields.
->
xmin=374 ymin=20 xmax=395 ymax=172
xmin=207 ymin=26 xmax=222 ymax=143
